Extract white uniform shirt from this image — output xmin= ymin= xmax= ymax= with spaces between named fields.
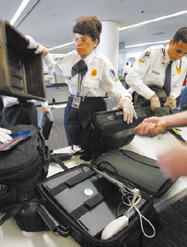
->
xmin=2 ymin=96 xmax=48 ymax=108
xmin=126 ymin=45 xmax=187 ymax=99
xmin=46 ymin=50 xmax=131 ymax=102
xmin=123 ymin=63 xmax=131 ymax=74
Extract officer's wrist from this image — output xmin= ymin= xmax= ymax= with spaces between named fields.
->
xmin=169 ymin=95 xmax=175 ymax=99
xmin=150 ymin=94 xmax=158 ymax=100
xmin=124 ymin=96 xmax=132 ymax=102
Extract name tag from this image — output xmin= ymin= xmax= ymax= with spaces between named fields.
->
xmin=152 ymin=70 xmax=160 ymax=75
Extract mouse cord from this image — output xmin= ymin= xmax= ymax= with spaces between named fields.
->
xmin=121 ymin=190 xmax=156 ymax=238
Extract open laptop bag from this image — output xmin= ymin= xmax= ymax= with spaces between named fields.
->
xmin=37 ymin=161 xmax=162 ymax=247
xmin=91 ymin=149 xmax=174 ymax=198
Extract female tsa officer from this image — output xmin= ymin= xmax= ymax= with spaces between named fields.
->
xmin=27 ymin=16 xmax=137 ymax=146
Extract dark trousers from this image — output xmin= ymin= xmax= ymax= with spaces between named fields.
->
xmin=64 ymin=97 xmax=107 ymax=146
xmin=1 ymin=103 xmax=38 ymax=127
xmin=179 ymin=87 xmax=187 ymax=110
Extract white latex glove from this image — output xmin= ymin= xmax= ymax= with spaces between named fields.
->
xmin=25 ymin=35 xmax=48 ymax=57
xmin=0 ymin=127 xmax=12 ymax=143
xmin=113 ymin=97 xmax=137 ymax=124
xmin=164 ymin=96 xmax=176 ymax=109
xmin=25 ymin=35 xmax=37 ymax=49
xmin=150 ymin=95 xmax=161 ymax=111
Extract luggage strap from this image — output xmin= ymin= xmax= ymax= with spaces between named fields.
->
xmin=46 ymin=168 xmax=116 ymax=221
xmin=70 ymin=191 xmax=110 ymax=220
xmin=0 ymin=203 xmax=24 ymax=226
xmin=50 ymin=153 xmax=69 ymax=171
xmin=49 ymin=169 xmax=95 ymax=196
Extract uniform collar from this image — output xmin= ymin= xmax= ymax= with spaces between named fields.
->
xmin=165 ymin=45 xmax=171 ymax=64
xmin=81 ymin=50 xmax=96 ymax=67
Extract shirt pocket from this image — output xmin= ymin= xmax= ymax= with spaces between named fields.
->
xmin=84 ymin=78 xmax=100 ymax=89
xmin=150 ymin=69 xmax=163 ymax=84
xmin=68 ymin=76 xmax=77 ymax=86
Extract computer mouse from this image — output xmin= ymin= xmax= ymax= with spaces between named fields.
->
xmin=101 ymin=215 xmax=129 ymax=240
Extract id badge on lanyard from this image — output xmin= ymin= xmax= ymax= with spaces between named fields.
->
xmin=72 ymin=96 xmax=81 ymax=108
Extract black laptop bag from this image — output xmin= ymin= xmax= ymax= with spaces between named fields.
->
xmin=37 ymin=162 xmax=162 ymax=247
xmin=78 ymin=108 xmax=147 ymax=159
xmin=0 ymin=124 xmax=50 ymax=226
xmin=91 ymin=149 xmax=174 ymax=198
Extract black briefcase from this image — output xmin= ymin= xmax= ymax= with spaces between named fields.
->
xmin=37 ymin=163 xmax=161 ymax=247
xmin=78 ymin=108 xmax=147 ymax=158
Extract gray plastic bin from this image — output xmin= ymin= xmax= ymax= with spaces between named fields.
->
xmin=0 ymin=19 xmax=46 ymax=101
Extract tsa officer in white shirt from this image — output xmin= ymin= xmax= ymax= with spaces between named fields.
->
xmin=126 ymin=27 xmax=187 ymax=111
xmin=27 ymin=16 xmax=137 ymax=146
xmin=1 ymin=96 xmax=50 ymax=127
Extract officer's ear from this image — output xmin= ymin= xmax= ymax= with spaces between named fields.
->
xmin=93 ymin=39 xmax=99 ymax=48
xmin=169 ymin=38 xmax=174 ymax=46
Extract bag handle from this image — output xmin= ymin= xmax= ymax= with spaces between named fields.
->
xmin=37 ymin=204 xmax=70 ymax=237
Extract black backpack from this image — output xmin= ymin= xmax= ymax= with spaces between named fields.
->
xmin=0 ymin=124 xmax=50 ymax=226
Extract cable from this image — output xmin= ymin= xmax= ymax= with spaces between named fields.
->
xmin=93 ymin=167 xmax=155 ymax=239
xmin=126 ymin=191 xmax=155 ymax=238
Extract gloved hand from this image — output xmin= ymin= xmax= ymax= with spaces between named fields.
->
xmin=25 ymin=35 xmax=48 ymax=57
xmin=25 ymin=35 xmax=37 ymax=49
xmin=150 ymin=95 xmax=161 ymax=111
xmin=164 ymin=96 xmax=176 ymax=109
xmin=113 ymin=97 xmax=137 ymax=124
xmin=0 ymin=127 xmax=12 ymax=143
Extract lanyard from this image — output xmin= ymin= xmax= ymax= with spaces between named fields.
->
xmin=77 ymin=74 xmax=84 ymax=96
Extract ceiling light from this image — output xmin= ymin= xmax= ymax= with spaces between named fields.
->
xmin=119 ymin=10 xmax=187 ymax=31
xmin=10 ymin=0 xmax=31 ymax=25
xmin=48 ymin=10 xmax=187 ymax=51
xmin=48 ymin=41 xmax=75 ymax=51
xmin=125 ymin=40 xmax=169 ymax=48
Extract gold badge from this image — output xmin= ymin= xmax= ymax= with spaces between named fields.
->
xmin=176 ymin=66 xmax=182 ymax=74
xmin=91 ymin=69 xmax=97 ymax=77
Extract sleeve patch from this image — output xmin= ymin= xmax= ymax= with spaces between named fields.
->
xmin=138 ymin=51 xmax=151 ymax=63
xmin=110 ymin=69 xmax=119 ymax=82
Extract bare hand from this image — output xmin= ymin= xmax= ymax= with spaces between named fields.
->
xmin=42 ymin=107 xmax=51 ymax=115
xmin=157 ymin=143 xmax=187 ymax=179
xmin=134 ymin=117 xmax=166 ymax=136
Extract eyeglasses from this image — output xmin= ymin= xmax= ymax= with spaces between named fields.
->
xmin=73 ymin=37 xmax=93 ymax=43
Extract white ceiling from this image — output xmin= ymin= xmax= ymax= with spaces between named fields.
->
xmin=0 ymin=0 xmax=187 ymax=55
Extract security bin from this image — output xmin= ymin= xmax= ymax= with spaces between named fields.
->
xmin=0 ymin=19 xmax=46 ymax=101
